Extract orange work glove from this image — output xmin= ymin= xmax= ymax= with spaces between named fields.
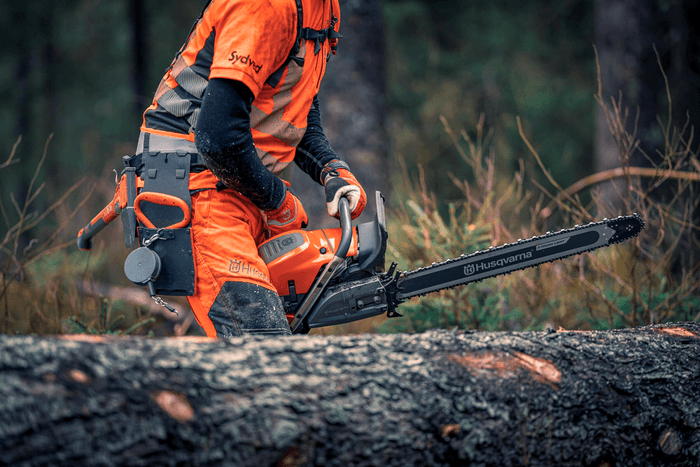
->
xmin=322 ymin=160 xmax=367 ymax=220
xmin=263 ymin=181 xmax=308 ymax=238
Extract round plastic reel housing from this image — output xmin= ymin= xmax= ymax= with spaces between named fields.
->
xmin=124 ymin=247 xmax=162 ymax=285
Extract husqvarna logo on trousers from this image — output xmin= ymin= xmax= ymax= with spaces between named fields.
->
xmin=464 ymin=251 xmax=533 ymax=276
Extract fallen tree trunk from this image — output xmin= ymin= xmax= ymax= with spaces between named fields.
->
xmin=1 ymin=323 xmax=699 ymax=466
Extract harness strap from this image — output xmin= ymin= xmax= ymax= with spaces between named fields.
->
xmin=327 ymin=4 xmax=341 ymax=57
xmin=266 ymin=0 xmax=304 ymax=88
xmin=301 ymin=6 xmax=341 ymax=57
xmin=266 ymin=0 xmax=341 ymax=88
xmin=300 ymin=26 xmax=342 ymax=56
xmin=124 ymin=152 xmax=209 ymax=174
xmin=136 ymin=131 xmax=197 ymax=154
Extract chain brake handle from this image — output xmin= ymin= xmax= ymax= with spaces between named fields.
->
xmin=134 ymin=192 xmax=191 ymax=229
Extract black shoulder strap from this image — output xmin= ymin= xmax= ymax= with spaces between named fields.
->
xmin=266 ymin=0 xmax=304 ymax=88
xmin=300 ymin=2 xmax=341 ymax=57
xmin=299 ymin=16 xmax=341 ymax=56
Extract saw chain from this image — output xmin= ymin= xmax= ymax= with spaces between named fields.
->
xmin=388 ymin=213 xmax=645 ymax=303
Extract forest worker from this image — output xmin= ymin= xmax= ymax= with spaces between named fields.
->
xmin=125 ymin=0 xmax=367 ymax=337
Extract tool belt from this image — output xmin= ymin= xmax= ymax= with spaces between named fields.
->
xmin=122 ymin=132 xmax=204 ymax=297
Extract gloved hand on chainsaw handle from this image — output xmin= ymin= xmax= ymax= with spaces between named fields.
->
xmin=263 ymin=180 xmax=308 ymax=238
xmin=322 ymin=160 xmax=367 ymax=220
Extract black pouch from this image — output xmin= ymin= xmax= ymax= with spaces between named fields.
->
xmin=136 ymin=227 xmax=195 ymax=296
xmin=132 ymin=140 xmax=196 ymax=296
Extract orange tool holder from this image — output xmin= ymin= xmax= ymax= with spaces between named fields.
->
xmin=134 ymin=192 xmax=191 ymax=229
xmin=77 ymin=173 xmax=193 ymax=250
xmin=78 ymin=163 xmax=195 ymax=315
xmin=76 ymin=170 xmax=136 ymax=251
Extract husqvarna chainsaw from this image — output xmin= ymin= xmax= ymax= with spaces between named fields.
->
xmin=78 ymin=185 xmax=644 ymax=334
xmin=261 ymin=192 xmax=644 ymax=334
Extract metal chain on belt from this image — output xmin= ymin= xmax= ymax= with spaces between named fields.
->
xmin=143 ymin=228 xmax=166 ymax=247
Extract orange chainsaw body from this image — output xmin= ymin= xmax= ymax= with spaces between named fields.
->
xmin=258 ymin=192 xmax=388 ymax=330
xmin=262 ymin=227 xmax=359 ymax=322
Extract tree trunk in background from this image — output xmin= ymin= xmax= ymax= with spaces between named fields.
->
xmin=593 ymin=0 xmax=661 ymax=210
xmin=12 ymin=8 xmax=30 ymax=154
xmin=40 ymin=6 xmax=60 ymax=193
xmin=595 ymin=0 xmax=700 ymax=271
xmin=292 ymin=0 xmax=389 ymax=229
xmin=5 ymin=3 xmax=32 ymax=252
xmin=665 ymin=0 xmax=700 ymax=272
xmin=129 ymin=0 xmax=149 ymax=119
xmin=12 ymin=3 xmax=31 ymax=172
xmin=667 ymin=0 xmax=700 ymax=130
xmin=1 ymin=323 xmax=699 ymax=466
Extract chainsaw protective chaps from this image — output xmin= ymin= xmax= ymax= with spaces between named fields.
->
xmin=207 ymin=282 xmax=291 ymax=337
xmin=185 ymin=188 xmax=292 ymax=337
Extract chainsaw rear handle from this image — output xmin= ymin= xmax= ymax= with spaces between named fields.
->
xmin=134 ymin=192 xmax=191 ymax=229
xmin=77 ymin=188 xmax=121 ymax=251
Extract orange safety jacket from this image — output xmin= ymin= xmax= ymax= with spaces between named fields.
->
xmin=141 ymin=0 xmax=341 ymax=176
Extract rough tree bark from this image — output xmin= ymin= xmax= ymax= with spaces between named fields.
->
xmin=1 ymin=323 xmax=699 ymax=466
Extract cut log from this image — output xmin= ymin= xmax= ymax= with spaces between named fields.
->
xmin=1 ymin=323 xmax=699 ymax=466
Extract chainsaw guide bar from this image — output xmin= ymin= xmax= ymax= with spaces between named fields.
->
xmin=392 ymin=213 xmax=645 ymax=302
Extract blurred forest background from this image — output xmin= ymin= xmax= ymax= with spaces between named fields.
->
xmin=1 ymin=0 xmax=698 ymax=336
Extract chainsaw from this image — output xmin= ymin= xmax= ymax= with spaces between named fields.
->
xmin=78 ymin=183 xmax=644 ymax=334
xmin=262 ymin=192 xmax=645 ymax=334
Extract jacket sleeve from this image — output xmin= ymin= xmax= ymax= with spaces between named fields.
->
xmin=208 ymin=0 xmax=296 ymax=97
xmin=294 ymin=95 xmax=339 ymax=185
xmin=194 ymin=77 xmax=286 ymax=211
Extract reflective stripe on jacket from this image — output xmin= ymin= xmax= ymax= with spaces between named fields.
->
xmin=141 ymin=0 xmax=341 ymax=175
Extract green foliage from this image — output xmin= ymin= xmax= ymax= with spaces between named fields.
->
xmin=383 ymin=0 xmax=596 ymax=205
xmin=1 ymin=139 xmax=157 ymax=336
xmin=63 ymin=297 xmax=155 ymax=336
xmin=377 ymin=101 xmax=699 ymax=333
xmin=0 ymin=0 xmax=204 ymax=229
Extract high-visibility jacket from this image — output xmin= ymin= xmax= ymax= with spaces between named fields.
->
xmin=141 ymin=0 xmax=341 ymax=176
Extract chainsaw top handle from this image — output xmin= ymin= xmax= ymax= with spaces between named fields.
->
xmin=134 ymin=192 xmax=191 ymax=229
xmin=335 ymin=197 xmax=352 ymax=259
xmin=289 ymin=196 xmax=352 ymax=333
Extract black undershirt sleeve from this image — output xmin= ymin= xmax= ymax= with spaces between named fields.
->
xmin=294 ymin=95 xmax=339 ymax=184
xmin=194 ymin=78 xmax=286 ymax=211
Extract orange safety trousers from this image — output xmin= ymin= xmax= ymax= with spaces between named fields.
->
xmin=186 ymin=171 xmax=292 ymax=338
